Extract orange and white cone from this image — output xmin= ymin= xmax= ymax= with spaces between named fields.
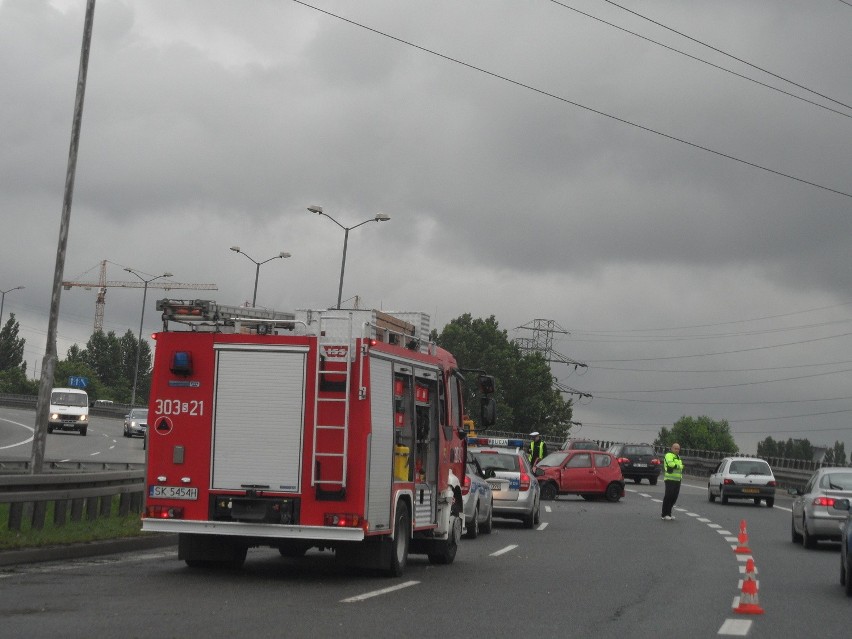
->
xmin=734 ymin=558 xmax=764 ymax=614
xmin=733 ymin=519 xmax=752 ymax=554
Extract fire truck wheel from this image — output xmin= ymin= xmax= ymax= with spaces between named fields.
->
xmin=388 ymin=501 xmax=411 ymax=577
xmin=428 ymin=515 xmax=460 ymax=565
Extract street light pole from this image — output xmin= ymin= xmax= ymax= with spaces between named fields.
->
xmin=306 ymin=206 xmax=390 ymax=309
xmin=0 ymin=286 xmax=25 ymax=326
xmin=125 ymin=268 xmax=172 ymax=407
xmin=229 ymin=247 xmax=291 ymax=307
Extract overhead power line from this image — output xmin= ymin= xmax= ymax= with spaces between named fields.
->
xmin=547 ymin=0 xmax=852 ymax=120
xmin=290 ymin=1 xmax=852 ymax=199
xmin=600 ymin=0 xmax=852 ymax=113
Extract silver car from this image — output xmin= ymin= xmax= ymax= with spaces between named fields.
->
xmin=790 ymin=467 xmax=852 ymax=548
xmin=123 ymin=408 xmax=148 ymax=438
xmin=708 ymin=457 xmax=777 ymax=507
xmin=469 ymin=441 xmax=540 ymax=529
xmin=462 ymin=459 xmax=493 ymax=539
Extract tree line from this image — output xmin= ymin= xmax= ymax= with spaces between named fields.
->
xmin=0 ymin=313 xmax=151 ymax=404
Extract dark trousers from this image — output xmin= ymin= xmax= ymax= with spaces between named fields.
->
xmin=662 ymin=480 xmax=681 ymax=517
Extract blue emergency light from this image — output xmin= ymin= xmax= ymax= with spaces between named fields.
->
xmin=170 ymin=351 xmax=193 ymax=376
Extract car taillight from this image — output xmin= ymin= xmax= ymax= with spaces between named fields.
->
xmin=617 ymin=457 xmax=630 ymax=464
xmin=519 ymin=472 xmax=531 ymax=491
xmin=767 ymin=480 xmax=777 ymax=487
xmin=813 ymin=497 xmax=836 ymax=507
xmin=651 ymin=458 xmax=661 ymax=465
xmin=462 ymin=475 xmax=471 ymax=495
xmin=723 ymin=478 xmax=736 ymax=485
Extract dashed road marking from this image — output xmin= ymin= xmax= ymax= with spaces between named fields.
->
xmin=538 ymin=522 xmax=549 ymax=531
xmin=491 ymin=545 xmax=518 ymax=557
xmin=341 ymin=580 xmax=419 ymax=603
xmin=718 ymin=618 xmax=752 ymax=635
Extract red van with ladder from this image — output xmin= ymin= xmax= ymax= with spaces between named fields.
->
xmin=141 ymin=300 xmax=495 ymax=576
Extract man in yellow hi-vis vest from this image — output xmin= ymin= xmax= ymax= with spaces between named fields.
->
xmin=661 ymin=442 xmax=684 ymax=520
xmin=528 ymin=432 xmax=547 ymax=466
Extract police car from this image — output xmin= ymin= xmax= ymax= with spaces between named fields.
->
xmin=467 ymin=437 xmax=541 ymax=529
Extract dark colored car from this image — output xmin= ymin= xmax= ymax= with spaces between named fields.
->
xmin=533 ymin=450 xmax=625 ymax=502
xmin=606 ymin=443 xmax=661 ymax=485
xmin=834 ymin=499 xmax=852 ymax=596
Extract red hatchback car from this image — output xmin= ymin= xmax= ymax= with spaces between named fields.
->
xmin=533 ymin=450 xmax=625 ymax=502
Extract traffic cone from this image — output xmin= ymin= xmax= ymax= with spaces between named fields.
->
xmin=734 ymin=558 xmax=764 ymax=614
xmin=733 ymin=519 xmax=752 ymax=554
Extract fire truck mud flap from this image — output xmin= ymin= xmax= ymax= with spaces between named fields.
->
xmin=179 ymin=533 xmax=248 ymax=569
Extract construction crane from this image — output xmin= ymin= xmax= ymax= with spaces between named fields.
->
xmin=62 ymin=260 xmax=217 ymax=332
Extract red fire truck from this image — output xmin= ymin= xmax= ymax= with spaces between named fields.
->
xmin=142 ymin=300 xmax=495 ymax=576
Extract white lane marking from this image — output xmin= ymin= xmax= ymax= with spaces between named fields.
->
xmin=774 ymin=505 xmax=792 ymax=512
xmin=109 ymin=445 xmax=116 ymax=450
xmin=490 ymin=545 xmax=518 ymax=557
xmin=545 ymin=505 xmax=552 ymax=513
xmin=538 ymin=522 xmax=549 ymax=531
xmin=341 ymin=580 xmax=420 ymax=603
xmin=651 ymin=498 xmax=662 ymax=503
xmin=60 ymin=458 xmax=71 ymax=462
xmin=708 ymin=523 xmax=722 ymax=529
xmin=639 ymin=493 xmax=651 ymax=498
xmin=735 ymin=553 xmax=752 ymax=562
xmin=0 ymin=418 xmax=34 ymax=449
xmin=697 ymin=518 xmax=711 ymax=523
xmin=725 ymin=536 xmax=738 ymax=543
xmin=686 ymin=513 xmax=700 ymax=517
xmin=90 ymin=451 xmax=101 ymax=456
xmin=718 ymin=530 xmax=732 ymax=536
xmin=718 ymin=618 xmax=752 ymax=635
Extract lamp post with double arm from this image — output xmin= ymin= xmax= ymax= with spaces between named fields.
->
xmin=306 ymin=205 xmax=390 ymax=309
xmin=124 ymin=268 xmax=172 ymax=407
xmin=229 ymin=247 xmax=291 ymax=307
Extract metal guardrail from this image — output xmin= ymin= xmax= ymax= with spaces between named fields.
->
xmin=0 ymin=467 xmax=145 ymax=531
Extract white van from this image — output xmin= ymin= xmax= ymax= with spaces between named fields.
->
xmin=48 ymin=387 xmax=90 ymax=436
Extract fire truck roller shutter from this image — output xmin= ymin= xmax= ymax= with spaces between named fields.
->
xmin=367 ymin=356 xmax=394 ymax=531
xmin=211 ymin=345 xmax=308 ymax=492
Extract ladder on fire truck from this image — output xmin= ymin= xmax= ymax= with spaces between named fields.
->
xmin=311 ymin=312 xmax=354 ymax=500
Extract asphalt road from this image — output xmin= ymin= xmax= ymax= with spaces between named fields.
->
xmin=0 ymin=406 xmax=146 ymax=465
xmin=0 ymin=472 xmax=848 ymax=638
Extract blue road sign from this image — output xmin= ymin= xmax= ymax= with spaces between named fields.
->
xmin=68 ymin=376 xmax=88 ymax=388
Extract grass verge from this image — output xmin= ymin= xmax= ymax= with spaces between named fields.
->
xmin=0 ymin=496 xmax=144 ymax=551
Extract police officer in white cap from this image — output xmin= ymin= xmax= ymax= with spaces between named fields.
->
xmin=528 ymin=432 xmax=547 ymax=466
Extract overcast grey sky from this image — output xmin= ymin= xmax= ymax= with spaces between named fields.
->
xmin=2 ymin=0 xmax=851 ymax=454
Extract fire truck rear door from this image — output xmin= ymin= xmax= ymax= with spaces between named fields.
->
xmin=367 ymin=356 xmax=393 ymax=531
xmin=211 ymin=344 xmax=308 ymax=492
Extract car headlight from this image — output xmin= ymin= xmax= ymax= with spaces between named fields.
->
xmin=50 ymin=413 xmax=59 ymax=420
xmin=81 ymin=415 xmax=88 ymax=421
